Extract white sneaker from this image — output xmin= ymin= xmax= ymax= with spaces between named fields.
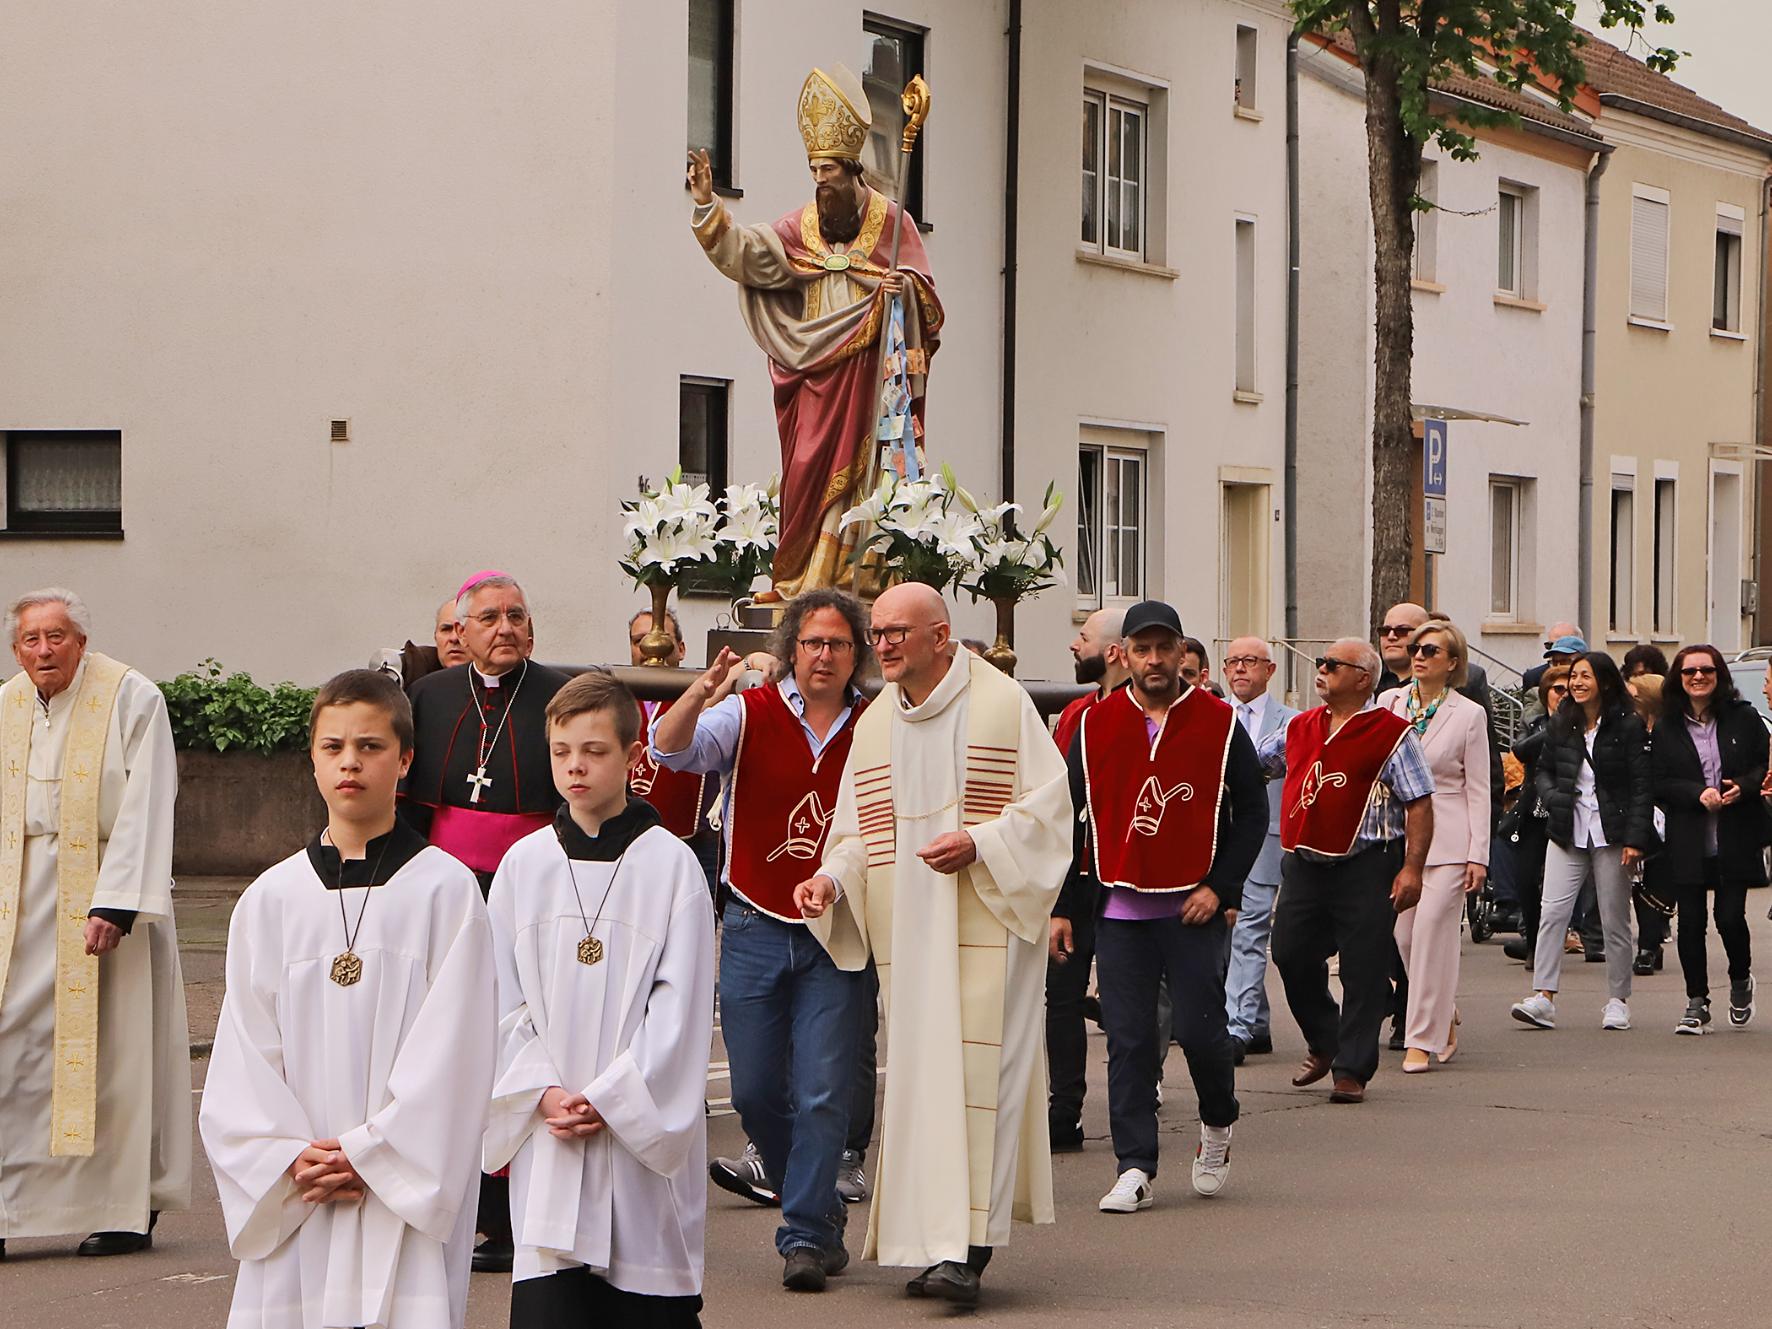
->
xmin=1601 ymin=998 xmax=1631 ymax=1031
xmin=1098 ymin=1167 xmax=1154 ymax=1214
xmin=1510 ymin=994 xmax=1556 ymax=1029
xmin=1191 ymin=1124 xmax=1232 ymax=1197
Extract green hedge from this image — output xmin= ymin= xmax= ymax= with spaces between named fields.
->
xmin=159 ymin=660 xmax=316 ymax=754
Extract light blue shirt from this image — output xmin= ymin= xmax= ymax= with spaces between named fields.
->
xmin=650 ymin=675 xmax=859 ymax=894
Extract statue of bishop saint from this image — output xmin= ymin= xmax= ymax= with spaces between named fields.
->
xmin=688 ymin=64 xmax=942 ymax=601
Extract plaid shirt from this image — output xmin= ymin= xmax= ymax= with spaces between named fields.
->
xmin=1257 ymin=706 xmax=1435 ymax=857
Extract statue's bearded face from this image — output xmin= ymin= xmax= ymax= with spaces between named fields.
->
xmin=811 ymin=159 xmax=865 ymax=245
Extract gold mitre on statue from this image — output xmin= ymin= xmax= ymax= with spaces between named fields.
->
xmin=797 ymin=65 xmax=870 ymax=162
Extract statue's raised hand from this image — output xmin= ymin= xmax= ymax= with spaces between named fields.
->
xmin=686 ymin=149 xmax=715 ymax=206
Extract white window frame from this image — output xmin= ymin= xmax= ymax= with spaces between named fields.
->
xmin=1081 ymin=88 xmax=1147 ymax=261
xmin=1496 ymin=184 xmax=1525 ymax=298
xmin=1077 ymin=439 xmax=1148 ymax=608
xmin=1234 ymin=25 xmax=1258 ymax=112
xmin=1489 ymin=478 xmax=1523 ymax=619
xmin=1413 ymin=159 xmax=1439 ymax=282
xmin=1630 ymin=183 xmax=1672 ymax=326
xmin=1234 ymin=215 xmax=1257 ymax=395
xmin=1608 ymin=472 xmax=1636 ymax=636
xmin=1652 ymin=468 xmax=1678 ymax=637
xmin=1714 ymin=203 xmax=1745 ymax=335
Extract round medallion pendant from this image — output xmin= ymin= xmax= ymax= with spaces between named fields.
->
xmin=821 ymin=251 xmax=852 ymax=272
xmin=577 ymin=935 xmax=604 ymax=966
xmin=330 ymin=951 xmax=363 ymax=987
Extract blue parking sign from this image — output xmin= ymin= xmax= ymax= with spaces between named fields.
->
xmin=1423 ymin=419 xmax=1448 ymax=499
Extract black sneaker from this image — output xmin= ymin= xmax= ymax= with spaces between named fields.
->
xmin=1231 ymin=1036 xmax=1248 ymax=1065
xmin=710 ymin=1142 xmax=781 ymax=1206
xmin=1049 ymin=1118 xmax=1085 ymax=1152
xmin=1729 ymin=975 xmax=1756 ymax=1027
xmin=1674 ymin=997 xmax=1712 ymax=1035
xmin=783 ymin=1247 xmax=827 ymax=1292
xmin=1387 ymin=1025 xmax=1405 ymax=1052
xmin=1503 ymin=937 xmax=1534 ymax=963
xmin=1632 ymin=949 xmax=1657 ymax=977
xmin=1246 ymin=1031 xmax=1274 ymax=1055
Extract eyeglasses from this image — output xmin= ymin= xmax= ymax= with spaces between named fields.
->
xmin=868 ymin=625 xmax=914 ymax=646
xmin=1406 ymin=642 xmax=1445 ymax=660
xmin=1315 ymin=656 xmax=1367 ymax=674
xmin=470 ymin=607 xmax=529 ymax=628
xmin=1222 ymin=655 xmax=1269 ymax=669
xmin=797 ymin=637 xmax=855 ymax=656
xmin=1379 ymin=624 xmax=1413 ymax=638
xmin=1679 ymin=665 xmax=1718 ymax=678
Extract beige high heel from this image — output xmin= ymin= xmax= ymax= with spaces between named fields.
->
xmin=1437 ymin=1009 xmax=1461 ymax=1065
xmin=1401 ymin=1048 xmax=1432 ymax=1073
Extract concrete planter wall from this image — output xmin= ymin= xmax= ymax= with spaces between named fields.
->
xmin=174 ymin=749 xmax=324 ymax=877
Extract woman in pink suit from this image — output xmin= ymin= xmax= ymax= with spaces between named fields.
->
xmin=1380 ymin=620 xmax=1491 ymax=1072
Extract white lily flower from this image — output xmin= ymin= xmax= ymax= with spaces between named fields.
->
xmin=655 ymin=479 xmax=717 ymax=526
xmin=924 ymin=507 xmax=984 ymax=559
xmin=722 ymin=504 xmax=777 ymax=551
xmin=622 ymin=496 xmax=666 ymax=540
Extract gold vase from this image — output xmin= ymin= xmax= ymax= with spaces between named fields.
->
xmin=983 ymin=596 xmax=1017 ymax=676
xmin=638 ymin=581 xmax=676 ymax=667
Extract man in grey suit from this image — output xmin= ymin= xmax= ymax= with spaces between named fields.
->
xmin=1222 ymin=638 xmax=1298 ymax=1061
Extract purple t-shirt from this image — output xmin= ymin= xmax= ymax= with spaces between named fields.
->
xmin=1686 ymin=713 xmax=1722 ymax=856
xmin=1100 ymin=714 xmax=1192 ymax=921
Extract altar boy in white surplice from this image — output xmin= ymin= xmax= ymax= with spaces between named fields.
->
xmin=484 ymin=671 xmax=714 ymax=1329
xmin=201 ymin=670 xmax=496 ymax=1329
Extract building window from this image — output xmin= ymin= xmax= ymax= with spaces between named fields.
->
xmin=1489 ymin=478 xmax=1522 ymax=618
xmin=1078 ymin=442 xmax=1146 ymax=605
xmin=862 ymin=16 xmax=927 ymax=222
xmin=687 ymin=0 xmax=735 ymax=191
xmin=1630 ymin=186 xmax=1671 ymax=323
xmin=1714 ymin=207 xmax=1744 ymax=333
xmin=1497 ymin=185 xmax=1525 ymax=297
xmin=1234 ymin=217 xmax=1257 ymax=393
xmin=1234 ymin=25 xmax=1258 ymax=111
xmin=3 ymin=431 xmax=123 ymax=534
xmin=1082 ymin=89 xmax=1145 ymax=260
xmin=1653 ymin=477 xmax=1677 ymax=635
xmin=1609 ymin=477 xmax=1635 ymax=634
xmin=1413 ymin=160 xmax=1438 ymax=282
xmin=678 ymin=378 xmax=729 ymax=495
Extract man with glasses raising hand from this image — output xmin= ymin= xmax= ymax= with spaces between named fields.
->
xmin=401 ymin=570 xmax=569 ymax=1272
xmin=651 ymin=588 xmax=872 ymax=1294
xmin=1257 ymin=638 xmax=1435 ymax=1104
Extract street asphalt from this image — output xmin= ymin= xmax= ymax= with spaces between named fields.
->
xmin=3 ymin=888 xmax=1769 ymax=1327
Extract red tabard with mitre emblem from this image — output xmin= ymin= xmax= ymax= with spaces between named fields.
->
xmin=1082 ymin=685 xmax=1237 ymax=892
xmin=727 ymin=683 xmax=867 ymax=921
xmin=1278 ymin=706 xmax=1412 ymax=857
xmin=630 ymin=698 xmax=709 ymax=839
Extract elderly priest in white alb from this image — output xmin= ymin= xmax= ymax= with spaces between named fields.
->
xmin=0 ymin=588 xmax=190 ymax=1260
xmin=795 ymin=583 xmax=1072 ymax=1308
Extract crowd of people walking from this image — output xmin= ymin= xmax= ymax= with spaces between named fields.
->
xmin=3 ymin=578 xmax=1763 ymax=1327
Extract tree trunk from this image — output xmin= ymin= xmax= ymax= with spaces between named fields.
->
xmin=1359 ymin=49 xmax=1422 ymax=641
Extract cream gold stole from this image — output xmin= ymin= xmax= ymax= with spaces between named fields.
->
xmin=0 ymin=651 xmax=131 ymax=1156
xmin=849 ymin=653 xmax=1020 ymax=1245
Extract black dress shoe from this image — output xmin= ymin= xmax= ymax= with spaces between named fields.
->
xmin=1387 ymin=1026 xmax=1405 ymax=1052
xmin=77 ymin=1229 xmax=151 ymax=1257
xmin=906 ymin=1259 xmax=981 ymax=1305
xmin=1246 ymin=1031 xmax=1273 ymax=1055
xmin=1584 ymin=950 xmax=1606 ymax=963
xmin=1231 ymin=1037 xmax=1248 ymax=1065
xmin=471 ymin=1236 xmax=514 ymax=1274
xmin=1503 ymin=937 xmax=1534 ymax=963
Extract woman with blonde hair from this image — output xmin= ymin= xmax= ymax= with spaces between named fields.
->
xmin=1378 ymin=620 xmax=1490 ymax=1071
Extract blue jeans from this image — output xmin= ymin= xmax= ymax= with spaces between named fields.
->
xmin=720 ymin=901 xmax=860 ymax=1255
xmin=1224 ymin=878 xmax=1277 ymax=1042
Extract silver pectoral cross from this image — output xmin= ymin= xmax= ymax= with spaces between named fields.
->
xmin=466 ymin=767 xmax=493 ymax=803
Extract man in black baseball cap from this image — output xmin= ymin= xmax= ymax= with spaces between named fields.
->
xmin=1052 ymin=599 xmax=1267 ymax=1214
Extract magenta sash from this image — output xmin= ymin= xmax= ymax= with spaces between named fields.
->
xmin=430 ymin=804 xmax=552 ymax=875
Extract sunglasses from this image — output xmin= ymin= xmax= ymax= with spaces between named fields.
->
xmin=1679 ymin=665 xmax=1718 ymax=678
xmin=1315 ymin=656 xmax=1366 ymax=674
xmin=1379 ymin=624 xmax=1413 ymax=638
xmin=1406 ymin=642 xmax=1445 ymax=659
